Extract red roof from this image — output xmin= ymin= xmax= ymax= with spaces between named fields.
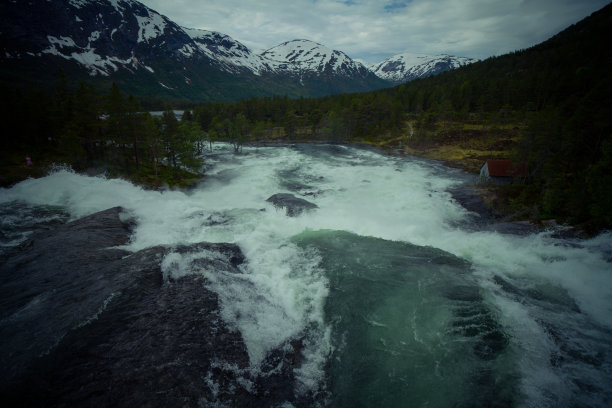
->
xmin=486 ymin=160 xmax=528 ymax=177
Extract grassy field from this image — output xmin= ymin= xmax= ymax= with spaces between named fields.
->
xmin=369 ymin=119 xmax=523 ymax=174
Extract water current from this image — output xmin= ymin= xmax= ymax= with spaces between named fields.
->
xmin=1 ymin=144 xmax=611 ymax=406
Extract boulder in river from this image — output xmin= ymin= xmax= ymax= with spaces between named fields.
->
xmin=266 ymin=193 xmax=318 ymax=216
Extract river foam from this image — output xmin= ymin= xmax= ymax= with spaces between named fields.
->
xmin=1 ymin=143 xmax=611 ymax=406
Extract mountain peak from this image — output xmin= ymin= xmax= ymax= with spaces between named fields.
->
xmin=261 ymin=39 xmax=362 ymax=77
xmin=371 ymin=53 xmax=478 ymax=84
xmin=262 ymin=39 xmax=342 ymax=61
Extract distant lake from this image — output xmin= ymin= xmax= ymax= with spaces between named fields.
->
xmin=148 ymin=110 xmax=184 ymax=120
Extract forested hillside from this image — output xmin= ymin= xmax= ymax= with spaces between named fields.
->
xmin=394 ymin=3 xmax=612 ymax=229
xmin=2 ymin=3 xmax=611 ymax=231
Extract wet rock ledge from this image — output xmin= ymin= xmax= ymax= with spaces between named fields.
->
xmin=448 ymin=187 xmax=542 ymax=235
xmin=0 ymin=207 xmax=313 ymax=407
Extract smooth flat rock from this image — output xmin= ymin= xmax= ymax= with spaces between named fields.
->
xmin=0 ymin=207 xmax=313 ymax=407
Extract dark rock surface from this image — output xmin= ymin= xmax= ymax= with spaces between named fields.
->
xmin=266 ymin=193 xmax=318 ymax=216
xmin=448 ymin=187 xmax=495 ymax=223
xmin=485 ymin=221 xmax=541 ymax=235
xmin=0 ymin=207 xmax=310 ymax=407
xmin=449 ymin=187 xmax=541 ymax=235
xmin=0 ymin=203 xmax=69 ymax=256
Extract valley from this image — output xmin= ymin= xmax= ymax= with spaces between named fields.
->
xmin=1 ymin=1 xmax=612 ymax=406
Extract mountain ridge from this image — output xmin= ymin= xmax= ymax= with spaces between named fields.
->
xmin=371 ymin=53 xmax=478 ymax=84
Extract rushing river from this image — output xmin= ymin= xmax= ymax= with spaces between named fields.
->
xmin=1 ymin=144 xmax=611 ymax=407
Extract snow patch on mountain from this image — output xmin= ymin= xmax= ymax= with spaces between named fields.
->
xmin=41 ymin=25 xmax=150 ymax=76
xmin=89 ymin=31 xmax=101 ymax=42
xmin=42 ymin=42 xmax=137 ymax=77
xmin=47 ymin=36 xmax=77 ymax=48
xmin=70 ymin=0 xmax=134 ymax=14
xmin=69 ymin=0 xmax=92 ymax=9
xmin=135 ymin=11 xmax=166 ymax=43
xmin=178 ymin=43 xmax=197 ymax=58
xmin=107 ymin=0 xmax=134 ymax=15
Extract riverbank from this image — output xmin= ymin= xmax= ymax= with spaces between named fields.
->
xmin=0 ymin=150 xmax=202 ymax=190
xmin=0 ymin=153 xmax=50 ymax=188
xmin=358 ymin=122 xmax=572 ymax=230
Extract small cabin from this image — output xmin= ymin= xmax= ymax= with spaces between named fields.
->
xmin=479 ymin=160 xmax=528 ymax=185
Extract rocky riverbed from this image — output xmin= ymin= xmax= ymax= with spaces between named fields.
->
xmin=0 ymin=207 xmax=314 ymax=407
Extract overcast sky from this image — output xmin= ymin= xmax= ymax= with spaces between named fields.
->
xmin=138 ymin=0 xmax=609 ymax=63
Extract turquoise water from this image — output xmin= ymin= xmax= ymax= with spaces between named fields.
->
xmin=294 ymin=230 xmax=516 ymax=407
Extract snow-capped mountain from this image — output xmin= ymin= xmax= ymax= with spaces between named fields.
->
xmin=371 ymin=53 xmax=478 ymax=84
xmin=0 ymin=0 xmax=472 ymax=100
xmin=260 ymin=39 xmax=370 ymax=77
xmin=256 ymin=39 xmax=387 ymax=94
xmin=182 ymin=34 xmax=380 ymax=84
xmin=0 ymin=0 xmax=388 ymax=99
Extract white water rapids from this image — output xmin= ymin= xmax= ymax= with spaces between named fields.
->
xmin=1 ymin=143 xmax=611 ymax=406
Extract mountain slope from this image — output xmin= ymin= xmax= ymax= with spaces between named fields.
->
xmin=371 ymin=53 xmax=478 ymax=84
xmin=182 ymin=27 xmax=277 ymax=75
xmin=0 ymin=0 xmax=231 ymax=100
xmin=1 ymin=0 xmax=196 ymax=76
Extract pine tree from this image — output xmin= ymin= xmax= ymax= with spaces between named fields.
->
xmin=161 ymin=108 xmax=180 ymax=170
xmin=126 ymin=95 xmax=144 ymax=174
xmin=62 ymin=83 xmax=101 ymax=169
xmin=178 ymin=121 xmax=204 ymax=171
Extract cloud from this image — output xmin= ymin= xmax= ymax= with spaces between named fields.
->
xmin=384 ymin=1 xmax=410 ymax=13
xmin=138 ymin=0 xmax=609 ymax=63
